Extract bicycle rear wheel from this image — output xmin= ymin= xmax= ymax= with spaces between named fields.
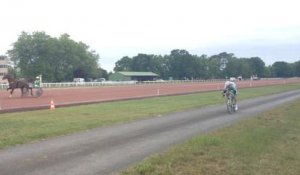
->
xmin=226 ymin=93 xmax=235 ymax=114
xmin=226 ymin=99 xmax=232 ymax=114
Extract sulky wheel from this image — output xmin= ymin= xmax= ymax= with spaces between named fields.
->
xmin=35 ymin=88 xmax=44 ymax=97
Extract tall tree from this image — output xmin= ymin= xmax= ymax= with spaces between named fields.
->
xmin=248 ymin=57 xmax=265 ymax=77
xmin=294 ymin=61 xmax=300 ymax=77
xmin=167 ymin=49 xmax=198 ymax=79
xmin=131 ymin=54 xmax=155 ymax=71
xmin=150 ymin=55 xmax=168 ymax=79
xmin=194 ymin=55 xmax=208 ymax=79
xmin=237 ymin=58 xmax=252 ymax=78
xmin=8 ymin=31 xmax=100 ymax=82
xmin=272 ymin=61 xmax=290 ymax=77
xmin=263 ymin=65 xmax=274 ymax=78
xmin=114 ymin=56 xmax=132 ymax=71
xmin=8 ymin=31 xmax=52 ymax=78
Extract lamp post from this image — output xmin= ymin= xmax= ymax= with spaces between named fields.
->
xmin=220 ymin=57 xmax=228 ymax=71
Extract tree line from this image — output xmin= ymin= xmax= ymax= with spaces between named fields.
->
xmin=114 ymin=50 xmax=300 ymax=80
xmin=2 ymin=31 xmax=300 ymax=82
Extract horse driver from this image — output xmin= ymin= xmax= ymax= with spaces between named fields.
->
xmin=223 ymin=77 xmax=238 ymax=111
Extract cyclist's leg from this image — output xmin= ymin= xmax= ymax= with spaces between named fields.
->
xmin=233 ymin=94 xmax=238 ymax=110
xmin=231 ymin=90 xmax=238 ymax=110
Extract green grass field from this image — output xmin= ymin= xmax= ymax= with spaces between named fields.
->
xmin=122 ymin=96 xmax=300 ymax=175
xmin=0 ymin=83 xmax=300 ymax=150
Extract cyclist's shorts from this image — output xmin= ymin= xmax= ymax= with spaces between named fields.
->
xmin=228 ymin=87 xmax=237 ymax=95
xmin=231 ymin=89 xmax=237 ymax=95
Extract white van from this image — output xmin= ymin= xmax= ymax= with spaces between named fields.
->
xmin=94 ymin=78 xmax=106 ymax=82
xmin=73 ymin=78 xmax=85 ymax=82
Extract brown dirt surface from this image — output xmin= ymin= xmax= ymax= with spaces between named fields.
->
xmin=1 ymin=79 xmax=299 ymax=112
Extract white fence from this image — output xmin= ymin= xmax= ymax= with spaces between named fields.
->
xmin=39 ymin=79 xmax=225 ymax=88
xmin=1 ymin=78 xmax=299 ymax=90
xmin=0 ymin=80 xmax=225 ymax=90
xmin=0 ymin=84 xmax=7 ymax=90
xmin=42 ymin=81 xmax=139 ymax=88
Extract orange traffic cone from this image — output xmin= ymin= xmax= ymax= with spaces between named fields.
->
xmin=50 ymin=100 xmax=55 ymax=110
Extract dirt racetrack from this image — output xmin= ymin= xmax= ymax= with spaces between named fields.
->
xmin=1 ymin=78 xmax=300 ymax=113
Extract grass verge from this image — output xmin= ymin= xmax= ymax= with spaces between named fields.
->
xmin=0 ymin=83 xmax=300 ymax=149
xmin=122 ymin=98 xmax=300 ymax=175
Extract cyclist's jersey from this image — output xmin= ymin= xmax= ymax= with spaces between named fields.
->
xmin=224 ymin=81 xmax=237 ymax=95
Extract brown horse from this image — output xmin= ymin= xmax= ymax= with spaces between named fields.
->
xmin=2 ymin=74 xmax=33 ymax=97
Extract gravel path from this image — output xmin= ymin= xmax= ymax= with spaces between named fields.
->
xmin=0 ymin=90 xmax=300 ymax=175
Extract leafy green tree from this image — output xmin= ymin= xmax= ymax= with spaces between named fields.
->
xmin=167 ymin=49 xmax=200 ymax=80
xmin=207 ymin=57 xmax=221 ymax=79
xmin=8 ymin=31 xmax=51 ymax=78
xmin=151 ymin=55 xmax=168 ymax=79
xmin=97 ymin=67 xmax=108 ymax=79
xmin=238 ymin=58 xmax=252 ymax=78
xmin=263 ymin=65 xmax=274 ymax=78
xmin=131 ymin=54 xmax=155 ymax=72
xmin=8 ymin=32 xmax=100 ymax=82
xmin=224 ymin=58 xmax=240 ymax=78
xmin=114 ymin=56 xmax=133 ymax=71
xmin=194 ymin=55 xmax=209 ymax=79
xmin=272 ymin=61 xmax=290 ymax=77
xmin=223 ymin=56 xmax=265 ymax=79
xmin=248 ymin=57 xmax=265 ymax=77
xmin=294 ymin=61 xmax=300 ymax=77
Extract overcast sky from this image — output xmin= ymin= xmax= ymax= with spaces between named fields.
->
xmin=1 ymin=0 xmax=300 ymax=71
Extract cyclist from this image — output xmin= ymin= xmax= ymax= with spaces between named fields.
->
xmin=223 ymin=77 xmax=238 ymax=111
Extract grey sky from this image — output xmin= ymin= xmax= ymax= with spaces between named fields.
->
xmin=1 ymin=0 xmax=300 ymax=71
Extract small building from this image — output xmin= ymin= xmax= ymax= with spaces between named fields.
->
xmin=0 ymin=56 xmax=13 ymax=83
xmin=109 ymin=71 xmax=159 ymax=81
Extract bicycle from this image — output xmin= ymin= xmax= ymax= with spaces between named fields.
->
xmin=224 ymin=90 xmax=237 ymax=114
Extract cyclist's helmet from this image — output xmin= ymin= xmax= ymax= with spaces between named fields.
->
xmin=229 ymin=77 xmax=236 ymax=82
xmin=224 ymin=81 xmax=231 ymax=87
